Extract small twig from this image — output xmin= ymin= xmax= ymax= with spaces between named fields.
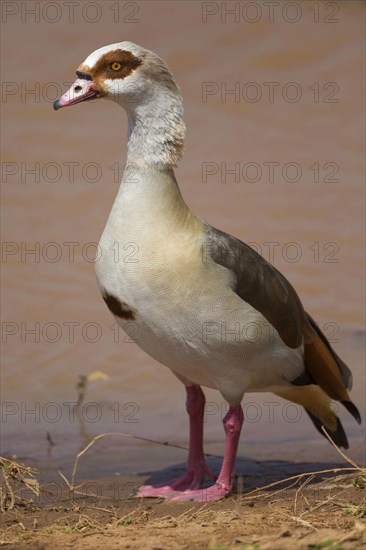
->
xmin=1 ymin=476 xmax=15 ymax=512
xmin=81 ymin=504 xmax=118 ymax=514
xmin=289 ymin=515 xmax=317 ymax=530
xmin=321 ymin=426 xmax=365 ymax=472
xmin=58 ymin=470 xmax=71 ymax=489
xmin=46 ymin=432 xmax=55 ymax=446
xmin=109 ymin=506 xmax=143 ymax=527
xmin=58 ymin=470 xmax=113 ymax=501
xmin=69 ymin=431 xmax=197 ymax=490
xmin=176 ymin=505 xmax=198 ymax=519
xmin=275 ymin=508 xmax=318 ymax=531
xmin=243 ymin=467 xmax=359 ymax=498
xmin=259 ymin=476 xmax=302 ymax=501
xmin=299 ymin=495 xmax=332 ymax=517
xmin=294 ymin=474 xmax=315 ymax=515
xmin=76 ymin=375 xmax=88 ymax=407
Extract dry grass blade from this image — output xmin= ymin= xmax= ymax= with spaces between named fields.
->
xmin=299 ymin=495 xmax=332 ymax=518
xmin=68 ymin=431 xmax=193 ymax=490
xmin=320 ymin=426 xmax=365 ymax=472
xmin=243 ymin=467 xmax=359 ymax=499
xmin=1 ymin=475 xmax=15 ymax=512
xmin=293 ymin=474 xmax=315 ymax=515
xmin=54 ymin=431 xmax=192 ymax=495
xmin=0 ymin=456 xmax=39 ymax=511
xmin=288 ymin=515 xmax=317 ymax=530
xmin=108 ymin=506 xmax=143 ymax=527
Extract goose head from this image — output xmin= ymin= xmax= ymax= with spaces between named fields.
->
xmin=53 ymin=41 xmax=180 ymax=110
xmin=54 ymin=42 xmax=185 ymax=166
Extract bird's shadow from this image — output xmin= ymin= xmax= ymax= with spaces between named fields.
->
xmin=139 ymin=456 xmax=351 ymax=494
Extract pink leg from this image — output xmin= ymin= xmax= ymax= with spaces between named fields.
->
xmin=169 ymin=404 xmax=244 ymax=502
xmin=137 ymin=385 xmax=215 ymax=497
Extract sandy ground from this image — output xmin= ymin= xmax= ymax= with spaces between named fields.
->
xmin=1 ymin=463 xmax=365 ymax=550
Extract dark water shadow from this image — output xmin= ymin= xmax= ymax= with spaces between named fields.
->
xmin=138 ymin=455 xmax=355 ymax=494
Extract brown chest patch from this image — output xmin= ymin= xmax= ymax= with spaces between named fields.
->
xmin=102 ymin=291 xmax=137 ymax=320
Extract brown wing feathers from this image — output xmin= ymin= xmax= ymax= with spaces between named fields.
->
xmin=304 ymin=316 xmax=361 ymax=425
xmin=279 ymin=320 xmax=361 ymax=449
xmin=305 ymin=335 xmax=350 ymax=402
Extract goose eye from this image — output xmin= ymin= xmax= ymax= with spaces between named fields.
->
xmin=111 ymin=62 xmax=122 ymax=71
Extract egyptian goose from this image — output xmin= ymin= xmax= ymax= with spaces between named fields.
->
xmin=54 ymin=42 xmax=361 ymax=502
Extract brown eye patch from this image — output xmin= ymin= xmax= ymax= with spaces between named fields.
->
xmin=78 ymin=49 xmax=142 ymax=85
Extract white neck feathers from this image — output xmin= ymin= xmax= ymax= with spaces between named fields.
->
xmin=123 ymin=84 xmax=185 ymax=168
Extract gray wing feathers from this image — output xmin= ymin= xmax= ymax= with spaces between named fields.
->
xmin=205 ymin=226 xmax=311 ymax=349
